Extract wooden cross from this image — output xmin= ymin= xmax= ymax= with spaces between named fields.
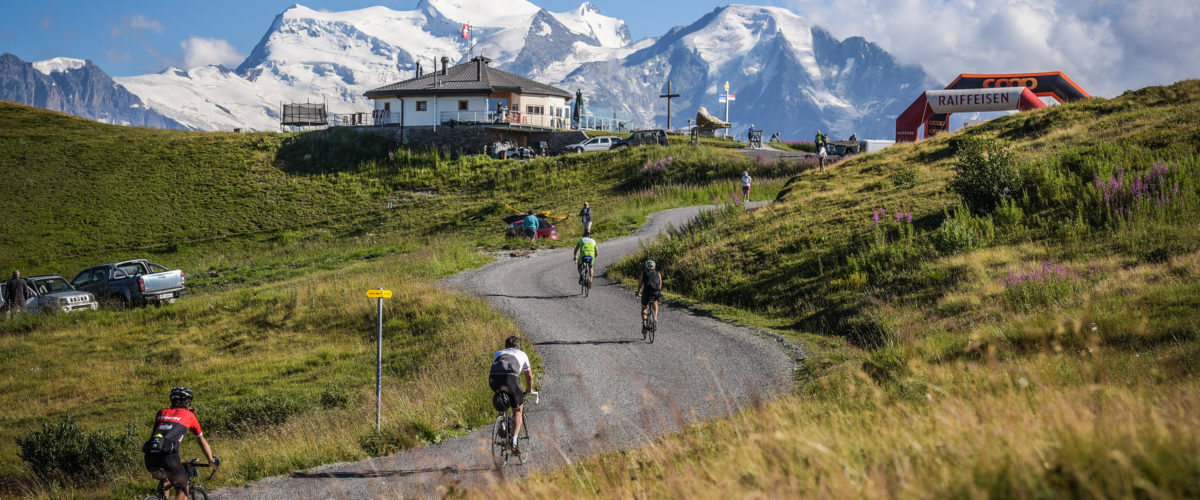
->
xmin=659 ymin=81 xmax=681 ymax=130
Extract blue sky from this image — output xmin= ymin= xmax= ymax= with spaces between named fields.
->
xmin=1 ymin=0 xmax=1195 ymax=95
xmin=0 ymin=1 xmax=786 ymax=77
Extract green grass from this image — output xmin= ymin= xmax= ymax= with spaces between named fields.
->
xmin=518 ymin=80 xmax=1200 ymax=497
xmin=0 ymin=102 xmax=802 ymax=497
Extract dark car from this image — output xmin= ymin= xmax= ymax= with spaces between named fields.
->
xmin=612 ymin=129 xmax=669 ymax=149
xmin=501 ymin=214 xmax=559 ymax=240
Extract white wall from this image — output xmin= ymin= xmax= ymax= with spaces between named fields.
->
xmin=371 ymin=94 xmax=569 ymax=127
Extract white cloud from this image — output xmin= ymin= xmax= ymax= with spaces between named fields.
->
xmin=786 ymin=0 xmax=1200 ymax=96
xmin=128 ymin=14 xmax=165 ymax=34
xmin=180 ymin=37 xmax=245 ymax=69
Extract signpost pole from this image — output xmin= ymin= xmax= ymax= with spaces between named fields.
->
xmin=375 ymin=288 xmax=383 ymax=431
xmin=723 ymin=81 xmax=730 ymax=138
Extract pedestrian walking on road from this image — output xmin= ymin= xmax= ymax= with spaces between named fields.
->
xmin=579 ymin=202 xmax=593 ymax=233
xmin=4 ymin=271 xmax=35 ymax=318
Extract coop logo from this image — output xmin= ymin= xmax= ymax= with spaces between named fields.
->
xmin=983 ymin=77 xmax=1039 ymax=90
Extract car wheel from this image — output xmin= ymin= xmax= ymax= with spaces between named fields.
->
xmin=103 ymin=295 xmax=128 ymax=311
xmin=574 ymin=147 xmax=584 ymax=154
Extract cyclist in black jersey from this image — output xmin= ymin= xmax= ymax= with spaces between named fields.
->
xmin=636 ymin=260 xmax=663 ymax=326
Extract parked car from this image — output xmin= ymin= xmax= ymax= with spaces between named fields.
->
xmin=26 ymin=275 xmax=99 ymax=314
xmin=612 ymin=129 xmax=669 ymax=149
xmin=501 ymin=214 xmax=559 ymax=240
xmin=71 ymin=259 xmax=186 ymax=309
xmin=564 ymin=135 xmax=621 ymax=154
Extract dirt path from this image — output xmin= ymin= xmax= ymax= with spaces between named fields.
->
xmin=213 ymin=205 xmax=801 ymax=499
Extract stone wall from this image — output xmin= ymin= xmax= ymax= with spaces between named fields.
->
xmin=352 ymin=125 xmax=589 ymax=155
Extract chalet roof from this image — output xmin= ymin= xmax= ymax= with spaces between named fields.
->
xmin=365 ymin=56 xmax=571 ymax=99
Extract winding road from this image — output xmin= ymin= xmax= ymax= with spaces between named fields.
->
xmin=214 ymin=205 xmax=800 ymax=499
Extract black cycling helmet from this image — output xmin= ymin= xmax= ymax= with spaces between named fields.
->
xmin=645 ymin=260 xmax=656 ymax=270
xmin=583 ymin=231 xmax=592 ymax=237
xmin=169 ymin=387 xmax=193 ymax=407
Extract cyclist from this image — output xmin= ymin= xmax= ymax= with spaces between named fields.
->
xmin=143 ymin=387 xmax=218 ymax=500
xmin=489 ymin=336 xmax=534 ymax=454
xmin=636 ymin=260 xmax=663 ymax=327
xmin=573 ymin=231 xmax=598 ymax=284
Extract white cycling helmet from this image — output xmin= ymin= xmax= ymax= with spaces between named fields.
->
xmin=645 ymin=260 xmax=656 ymax=270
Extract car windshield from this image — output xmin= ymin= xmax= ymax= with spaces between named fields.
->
xmin=33 ymin=278 xmax=73 ymax=294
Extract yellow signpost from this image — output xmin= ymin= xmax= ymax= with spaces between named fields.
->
xmin=368 ymin=288 xmax=392 ymax=430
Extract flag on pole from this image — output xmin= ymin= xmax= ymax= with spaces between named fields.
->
xmin=462 ymin=23 xmax=471 ymax=39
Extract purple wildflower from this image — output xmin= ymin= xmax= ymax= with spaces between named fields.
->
xmin=906 ymin=211 xmax=913 ymax=224
xmin=872 ymin=209 xmax=880 ymax=226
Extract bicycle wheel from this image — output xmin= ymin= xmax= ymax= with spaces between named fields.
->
xmin=189 ymin=485 xmax=209 ymax=500
xmin=516 ymin=415 xmax=531 ymax=464
xmin=491 ymin=415 xmax=509 ymax=468
xmin=647 ymin=317 xmax=656 ymax=344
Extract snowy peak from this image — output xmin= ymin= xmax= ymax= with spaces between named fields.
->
xmin=552 ymin=2 xmax=631 ymax=48
xmin=420 ymin=0 xmax=540 ymax=28
xmin=32 ymin=57 xmax=88 ymax=76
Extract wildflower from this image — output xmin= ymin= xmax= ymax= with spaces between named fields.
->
xmin=906 ymin=211 xmax=913 ymax=224
xmin=872 ymin=209 xmax=880 ymax=226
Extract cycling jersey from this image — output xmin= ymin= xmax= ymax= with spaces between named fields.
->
xmin=491 ymin=348 xmax=532 ymax=376
xmin=576 ymin=237 xmax=597 ymax=259
xmin=641 ymin=270 xmax=662 ymax=292
xmin=152 ymin=408 xmax=203 ymax=448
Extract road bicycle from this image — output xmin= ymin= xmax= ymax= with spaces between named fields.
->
xmin=640 ymin=296 xmax=658 ymax=343
xmin=578 ymin=260 xmax=593 ymax=297
xmin=147 ymin=458 xmax=218 ymax=500
xmin=492 ymin=390 xmax=538 ymax=469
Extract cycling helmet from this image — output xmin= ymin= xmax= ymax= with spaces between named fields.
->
xmin=645 ymin=260 xmax=656 ymax=270
xmin=169 ymin=387 xmax=193 ymax=407
xmin=583 ymin=231 xmax=592 ymax=237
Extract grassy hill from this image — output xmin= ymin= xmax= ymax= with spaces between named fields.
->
xmin=0 ymin=101 xmax=812 ymax=497
xmin=493 ymin=80 xmax=1200 ymax=497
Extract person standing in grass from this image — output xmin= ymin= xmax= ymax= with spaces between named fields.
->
xmin=522 ymin=210 xmax=540 ymax=241
xmin=4 ymin=271 xmax=35 ymax=318
xmin=741 ymin=171 xmax=753 ymax=201
xmin=818 ymin=145 xmax=828 ymax=173
xmin=579 ymin=202 xmax=593 ymax=233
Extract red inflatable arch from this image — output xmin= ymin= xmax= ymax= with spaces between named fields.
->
xmin=896 ymin=71 xmax=1089 ymax=142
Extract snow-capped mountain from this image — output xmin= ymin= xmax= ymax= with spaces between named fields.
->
xmin=116 ymin=1 xmax=632 ymax=131
xmin=7 ymin=1 xmax=929 ymax=138
xmin=559 ymin=5 xmax=929 ymax=139
xmin=0 ymin=53 xmax=185 ymax=129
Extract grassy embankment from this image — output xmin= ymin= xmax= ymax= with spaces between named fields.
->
xmin=0 ymin=101 xmax=809 ymax=497
xmin=484 ymin=81 xmax=1200 ymax=497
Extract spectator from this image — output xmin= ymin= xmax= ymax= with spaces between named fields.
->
xmin=522 ymin=211 xmax=540 ymax=241
xmin=579 ymin=202 xmax=593 ymax=233
xmin=818 ymin=144 xmax=828 ymax=173
xmin=741 ymin=171 xmax=753 ymax=201
xmin=814 ymin=130 xmax=824 ymax=150
xmin=4 ymin=271 xmax=35 ymax=318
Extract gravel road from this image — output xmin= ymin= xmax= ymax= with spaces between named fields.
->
xmin=214 ymin=205 xmax=801 ymax=499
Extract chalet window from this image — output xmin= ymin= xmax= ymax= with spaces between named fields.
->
xmin=525 ymin=105 xmax=545 ymax=115
xmin=458 ymin=100 xmax=469 ymax=111
xmin=383 ymin=102 xmax=391 ymax=112
xmin=416 ymin=101 xmax=428 ymax=112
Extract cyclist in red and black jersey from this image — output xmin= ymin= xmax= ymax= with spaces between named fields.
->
xmin=143 ymin=387 xmax=218 ymax=500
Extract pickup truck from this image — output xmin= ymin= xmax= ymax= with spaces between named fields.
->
xmin=70 ymin=259 xmax=186 ymax=308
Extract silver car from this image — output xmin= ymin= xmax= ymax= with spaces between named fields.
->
xmin=564 ymin=135 xmax=621 ymax=154
xmin=26 ymin=275 xmax=99 ymax=314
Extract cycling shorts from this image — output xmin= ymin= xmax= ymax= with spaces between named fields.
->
xmin=579 ymin=255 xmax=594 ymax=266
xmin=640 ymin=290 xmax=661 ymax=307
xmin=145 ymin=452 xmax=188 ymax=489
xmin=489 ymin=373 xmax=524 ymax=408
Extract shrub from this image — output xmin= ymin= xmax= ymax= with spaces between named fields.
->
xmin=950 ymin=138 xmax=1020 ymax=214
xmin=199 ymin=393 xmax=311 ymax=435
xmin=889 ymin=166 xmax=918 ymax=188
xmin=934 ymin=206 xmax=994 ymax=255
xmin=16 ymin=415 xmax=139 ymax=485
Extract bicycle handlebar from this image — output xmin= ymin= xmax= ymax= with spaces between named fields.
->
xmin=186 ymin=458 xmax=219 ymax=480
xmin=527 ymin=390 xmax=539 ymax=405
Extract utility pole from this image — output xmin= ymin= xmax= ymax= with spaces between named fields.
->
xmin=659 ymin=81 xmax=680 ymax=130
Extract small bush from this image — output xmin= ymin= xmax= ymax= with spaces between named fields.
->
xmin=199 ymin=393 xmax=311 ymax=435
xmin=934 ymin=206 xmax=994 ymax=254
xmin=16 ymin=415 xmax=139 ymax=485
xmin=950 ymin=138 xmax=1020 ymax=214
xmin=889 ymin=166 xmax=918 ymax=187
xmin=994 ymin=198 xmax=1025 ymax=227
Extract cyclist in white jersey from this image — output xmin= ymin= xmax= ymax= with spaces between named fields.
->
xmin=489 ymin=336 xmax=533 ymax=453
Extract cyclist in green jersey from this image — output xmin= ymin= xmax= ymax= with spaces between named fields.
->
xmin=573 ymin=231 xmax=598 ymax=283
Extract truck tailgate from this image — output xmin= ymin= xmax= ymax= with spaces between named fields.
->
xmin=140 ymin=271 xmax=184 ymax=294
